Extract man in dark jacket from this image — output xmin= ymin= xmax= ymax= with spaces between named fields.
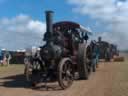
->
xmin=90 ymin=40 xmax=99 ymax=72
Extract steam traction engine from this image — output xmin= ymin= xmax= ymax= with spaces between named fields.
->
xmin=97 ymin=37 xmax=119 ymax=61
xmin=28 ymin=11 xmax=91 ymax=89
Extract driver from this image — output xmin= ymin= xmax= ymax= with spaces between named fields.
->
xmin=53 ymin=27 xmax=64 ymax=46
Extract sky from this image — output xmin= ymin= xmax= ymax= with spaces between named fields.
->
xmin=0 ymin=0 xmax=128 ymax=50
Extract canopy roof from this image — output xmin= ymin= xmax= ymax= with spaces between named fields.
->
xmin=53 ymin=21 xmax=92 ymax=35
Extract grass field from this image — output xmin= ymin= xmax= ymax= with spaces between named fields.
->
xmin=0 ymin=64 xmax=24 ymax=71
xmin=0 ymin=64 xmax=24 ymax=78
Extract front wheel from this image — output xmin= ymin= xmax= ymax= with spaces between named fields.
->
xmin=24 ymin=58 xmax=32 ymax=82
xmin=31 ymin=59 xmax=42 ymax=87
xmin=58 ymin=58 xmax=74 ymax=89
xmin=25 ymin=63 xmax=32 ymax=82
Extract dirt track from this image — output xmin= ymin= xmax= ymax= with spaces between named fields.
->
xmin=0 ymin=57 xmax=128 ymax=96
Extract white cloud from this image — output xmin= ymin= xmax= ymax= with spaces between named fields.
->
xmin=0 ymin=14 xmax=46 ymax=50
xmin=67 ymin=0 xmax=128 ymax=50
xmin=28 ymin=20 xmax=46 ymax=35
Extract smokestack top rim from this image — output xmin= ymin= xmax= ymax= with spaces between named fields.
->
xmin=45 ymin=10 xmax=54 ymax=13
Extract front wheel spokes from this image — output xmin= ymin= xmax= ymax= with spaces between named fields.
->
xmin=62 ymin=62 xmax=73 ymax=85
xmin=58 ymin=58 xmax=74 ymax=89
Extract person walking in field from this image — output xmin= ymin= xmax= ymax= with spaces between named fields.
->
xmin=0 ymin=49 xmax=3 ymax=65
xmin=4 ymin=52 xmax=11 ymax=66
xmin=95 ymin=43 xmax=100 ymax=68
xmin=87 ymin=40 xmax=98 ymax=72
xmin=3 ymin=54 xmax=7 ymax=66
xmin=105 ymin=47 xmax=111 ymax=62
xmin=90 ymin=40 xmax=99 ymax=72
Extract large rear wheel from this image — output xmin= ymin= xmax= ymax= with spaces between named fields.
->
xmin=78 ymin=44 xmax=89 ymax=80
